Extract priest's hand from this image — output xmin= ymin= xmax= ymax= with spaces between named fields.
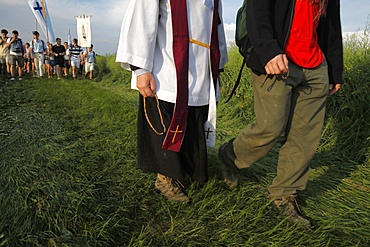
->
xmin=137 ymin=72 xmax=156 ymax=98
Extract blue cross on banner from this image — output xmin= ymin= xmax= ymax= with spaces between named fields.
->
xmin=33 ymin=2 xmax=44 ymax=19
xmin=27 ymin=0 xmax=55 ymax=42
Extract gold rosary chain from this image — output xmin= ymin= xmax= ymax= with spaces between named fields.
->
xmin=143 ymin=95 xmax=167 ymax=136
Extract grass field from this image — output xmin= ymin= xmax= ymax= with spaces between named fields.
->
xmin=0 ymin=37 xmax=369 ymax=246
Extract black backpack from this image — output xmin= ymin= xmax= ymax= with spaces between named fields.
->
xmin=226 ymin=0 xmax=253 ymax=103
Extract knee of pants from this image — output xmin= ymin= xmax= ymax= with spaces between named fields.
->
xmin=236 ymin=123 xmax=285 ymax=151
xmin=255 ymin=116 xmax=287 ymax=136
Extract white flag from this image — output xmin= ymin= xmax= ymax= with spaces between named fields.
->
xmin=67 ymin=29 xmax=71 ymax=47
xmin=76 ymin=15 xmax=92 ymax=48
xmin=27 ymin=0 xmax=55 ymax=43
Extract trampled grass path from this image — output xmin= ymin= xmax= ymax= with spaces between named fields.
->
xmin=0 ymin=50 xmax=369 ymax=246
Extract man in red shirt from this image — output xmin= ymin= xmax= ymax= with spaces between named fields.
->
xmin=219 ymin=0 xmax=343 ymax=228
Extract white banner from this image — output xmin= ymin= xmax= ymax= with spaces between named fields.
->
xmin=76 ymin=15 xmax=92 ymax=48
xmin=27 ymin=0 xmax=55 ymax=43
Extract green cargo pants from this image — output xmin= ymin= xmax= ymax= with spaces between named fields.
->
xmin=233 ymin=60 xmax=329 ymax=199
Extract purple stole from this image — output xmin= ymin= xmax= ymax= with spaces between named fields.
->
xmin=161 ymin=0 xmax=221 ymax=152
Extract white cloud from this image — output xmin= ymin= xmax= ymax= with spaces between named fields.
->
xmin=223 ymin=23 xmax=236 ymax=45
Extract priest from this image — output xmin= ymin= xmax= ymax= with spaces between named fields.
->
xmin=116 ymin=0 xmax=228 ymax=202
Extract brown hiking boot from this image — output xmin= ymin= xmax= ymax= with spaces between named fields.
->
xmin=273 ymin=195 xmax=311 ymax=229
xmin=218 ymin=140 xmax=239 ymax=189
xmin=155 ymin=173 xmax=189 ymax=202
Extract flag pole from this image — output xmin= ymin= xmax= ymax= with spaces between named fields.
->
xmin=41 ymin=0 xmax=49 ymax=43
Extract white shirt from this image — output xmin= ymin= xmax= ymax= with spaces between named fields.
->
xmin=116 ymin=0 xmax=228 ymax=147
xmin=64 ymin=48 xmax=70 ymax=60
xmin=0 ymin=36 xmax=9 ymax=55
xmin=116 ymin=0 xmax=228 ymax=106
xmin=26 ymin=47 xmax=31 ymax=58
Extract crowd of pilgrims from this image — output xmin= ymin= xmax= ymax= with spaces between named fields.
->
xmin=0 ymin=28 xmax=96 ymax=82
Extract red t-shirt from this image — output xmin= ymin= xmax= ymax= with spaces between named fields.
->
xmin=285 ymin=0 xmax=324 ymax=68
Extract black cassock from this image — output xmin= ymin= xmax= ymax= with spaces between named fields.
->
xmin=136 ymin=94 xmax=209 ymax=184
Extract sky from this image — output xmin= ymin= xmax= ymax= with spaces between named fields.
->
xmin=1 ymin=0 xmax=369 ymax=55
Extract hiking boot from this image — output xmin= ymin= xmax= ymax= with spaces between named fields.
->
xmin=155 ymin=173 xmax=189 ymax=202
xmin=218 ymin=140 xmax=239 ymax=189
xmin=273 ymin=195 xmax=311 ymax=229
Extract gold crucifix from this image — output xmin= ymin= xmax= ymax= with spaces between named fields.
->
xmin=170 ymin=125 xmax=184 ymax=143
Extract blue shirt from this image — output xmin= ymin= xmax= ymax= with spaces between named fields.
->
xmin=86 ymin=50 xmax=95 ymax=63
xmin=30 ymin=39 xmax=46 ymax=53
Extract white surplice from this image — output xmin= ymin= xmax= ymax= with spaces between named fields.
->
xmin=116 ymin=0 xmax=228 ymax=147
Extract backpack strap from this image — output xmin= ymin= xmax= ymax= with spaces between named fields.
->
xmin=225 ymin=58 xmax=246 ymax=103
xmin=31 ymin=39 xmax=45 ymax=51
xmin=18 ymin=39 xmax=24 ymax=55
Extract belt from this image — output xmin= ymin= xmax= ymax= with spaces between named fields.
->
xmin=189 ymin=38 xmax=210 ymax=49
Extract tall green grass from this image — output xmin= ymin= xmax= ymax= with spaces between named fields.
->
xmin=0 ymin=30 xmax=369 ymax=246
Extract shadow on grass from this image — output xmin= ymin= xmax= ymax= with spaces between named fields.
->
xmin=303 ymin=61 xmax=370 ymax=201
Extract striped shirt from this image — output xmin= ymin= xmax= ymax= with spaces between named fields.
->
xmin=69 ymin=45 xmax=83 ymax=58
